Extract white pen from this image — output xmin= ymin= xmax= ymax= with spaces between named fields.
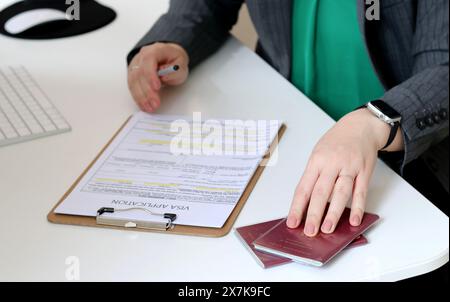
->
xmin=157 ymin=65 xmax=179 ymax=77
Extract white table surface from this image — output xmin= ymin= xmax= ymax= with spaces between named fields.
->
xmin=0 ymin=0 xmax=448 ymax=282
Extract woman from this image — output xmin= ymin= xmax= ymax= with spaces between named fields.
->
xmin=126 ymin=0 xmax=449 ymax=236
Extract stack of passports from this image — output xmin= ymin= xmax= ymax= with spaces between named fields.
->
xmin=235 ymin=208 xmax=379 ymax=268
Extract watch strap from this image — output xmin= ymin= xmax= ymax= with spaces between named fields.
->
xmin=381 ymin=121 xmax=399 ymax=151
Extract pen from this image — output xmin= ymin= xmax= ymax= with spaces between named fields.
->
xmin=157 ymin=65 xmax=179 ymax=77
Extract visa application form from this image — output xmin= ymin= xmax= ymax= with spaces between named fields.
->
xmin=55 ymin=112 xmax=281 ymax=228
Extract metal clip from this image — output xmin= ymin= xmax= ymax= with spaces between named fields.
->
xmin=96 ymin=207 xmax=177 ymax=231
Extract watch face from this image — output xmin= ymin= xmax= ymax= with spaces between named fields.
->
xmin=369 ymin=100 xmax=401 ymax=120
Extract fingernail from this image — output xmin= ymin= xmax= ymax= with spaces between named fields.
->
xmin=305 ymin=223 xmax=315 ymax=236
xmin=286 ymin=216 xmax=298 ymax=228
xmin=152 ymin=101 xmax=161 ymax=111
xmin=321 ymin=220 xmax=333 ymax=233
xmin=145 ymin=103 xmax=153 ymax=112
xmin=351 ymin=215 xmax=361 ymax=226
xmin=154 ymin=80 xmax=161 ymax=90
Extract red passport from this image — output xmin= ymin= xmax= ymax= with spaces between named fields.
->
xmin=252 ymin=208 xmax=379 ymax=267
xmin=235 ymin=218 xmax=369 ymax=269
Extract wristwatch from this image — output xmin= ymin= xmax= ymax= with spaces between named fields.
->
xmin=360 ymin=100 xmax=402 ymax=151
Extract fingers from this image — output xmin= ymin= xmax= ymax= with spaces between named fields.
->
xmin=287 ymin=165 xmax=319 ymax=229
xmin=287 ymin=155 xmax=370 ymax=237
xmin=350 ymin=172 xmax=370 ymax=226
xmin=321 ymin=174 xmax=354 ymax=233
xmin=128 ymin=54 xmax=160 ymax=112
xmin=304 ymin=172 xmax=338 ymax=237
xmin=139 ymin=73 xmax=160 ymax=110
xmin=285 ymin=111 xmax=381 ymax=236
xmin=128 ymin=68 xmax=153 ymax=112
xmin=143 ymin=57 xmax=162 ymax=91
xmin=127 ymin=43 xmax=189 ymax=113
xmin=137 ymin=51 xmax=161 ymax=111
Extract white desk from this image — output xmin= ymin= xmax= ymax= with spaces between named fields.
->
xmin=0 ymin=0 xmax=448 ymax=282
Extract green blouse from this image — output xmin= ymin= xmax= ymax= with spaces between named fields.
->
xmin=291 ymin=0 xmax=385 ymax=120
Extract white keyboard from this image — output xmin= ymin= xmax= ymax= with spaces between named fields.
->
xmin=0 ymin=66 xmax=71 ymax=147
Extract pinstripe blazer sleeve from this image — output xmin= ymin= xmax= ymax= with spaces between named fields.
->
xmin=381 ymin=0 xmax=449 ymax=170
xmin=126 ymin=0 xmax=243 ymax=68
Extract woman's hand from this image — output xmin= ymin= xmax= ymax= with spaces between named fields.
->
xmin=127 ymin=42 xmax=189 ymax=112
xmin=286 ymin=108 xmax=404 ymax=236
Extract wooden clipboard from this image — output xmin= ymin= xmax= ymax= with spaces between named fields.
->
xmin=48 ymin=116 xmax=286 ymax=237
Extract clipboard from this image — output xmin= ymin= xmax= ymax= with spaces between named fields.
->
xmin=48 ymin=115 xmax=286 ymax=237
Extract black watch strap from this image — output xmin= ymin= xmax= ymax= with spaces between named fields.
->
xmin=381 ymin=121 xmax=400 ymax=151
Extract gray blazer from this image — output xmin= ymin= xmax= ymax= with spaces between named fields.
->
xmin=128 ymin=0 xmax=449 ymax=191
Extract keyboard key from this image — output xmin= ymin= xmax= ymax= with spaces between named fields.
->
xmin=30 ymin=125 xmax=44 ymax=134
xmin=16 ymin=127 xmax=31 ymax=137
xmin=56 ymin=122 xmax=70 ymax=130
xmin=4 ymin=130 xmax=18 ymax=139
xmin=10 ymin=119 xmax=25 ymax=130
xmin=42 ymin=123 xmax=56 ymax=132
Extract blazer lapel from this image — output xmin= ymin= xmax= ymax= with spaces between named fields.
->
xmin=276 ymin=0 xmax=293 ymax=78
xmin=249 ymin=0 xmax=292 ymax=78
xmin=356 ymin=0 xmax=390 ymax=88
